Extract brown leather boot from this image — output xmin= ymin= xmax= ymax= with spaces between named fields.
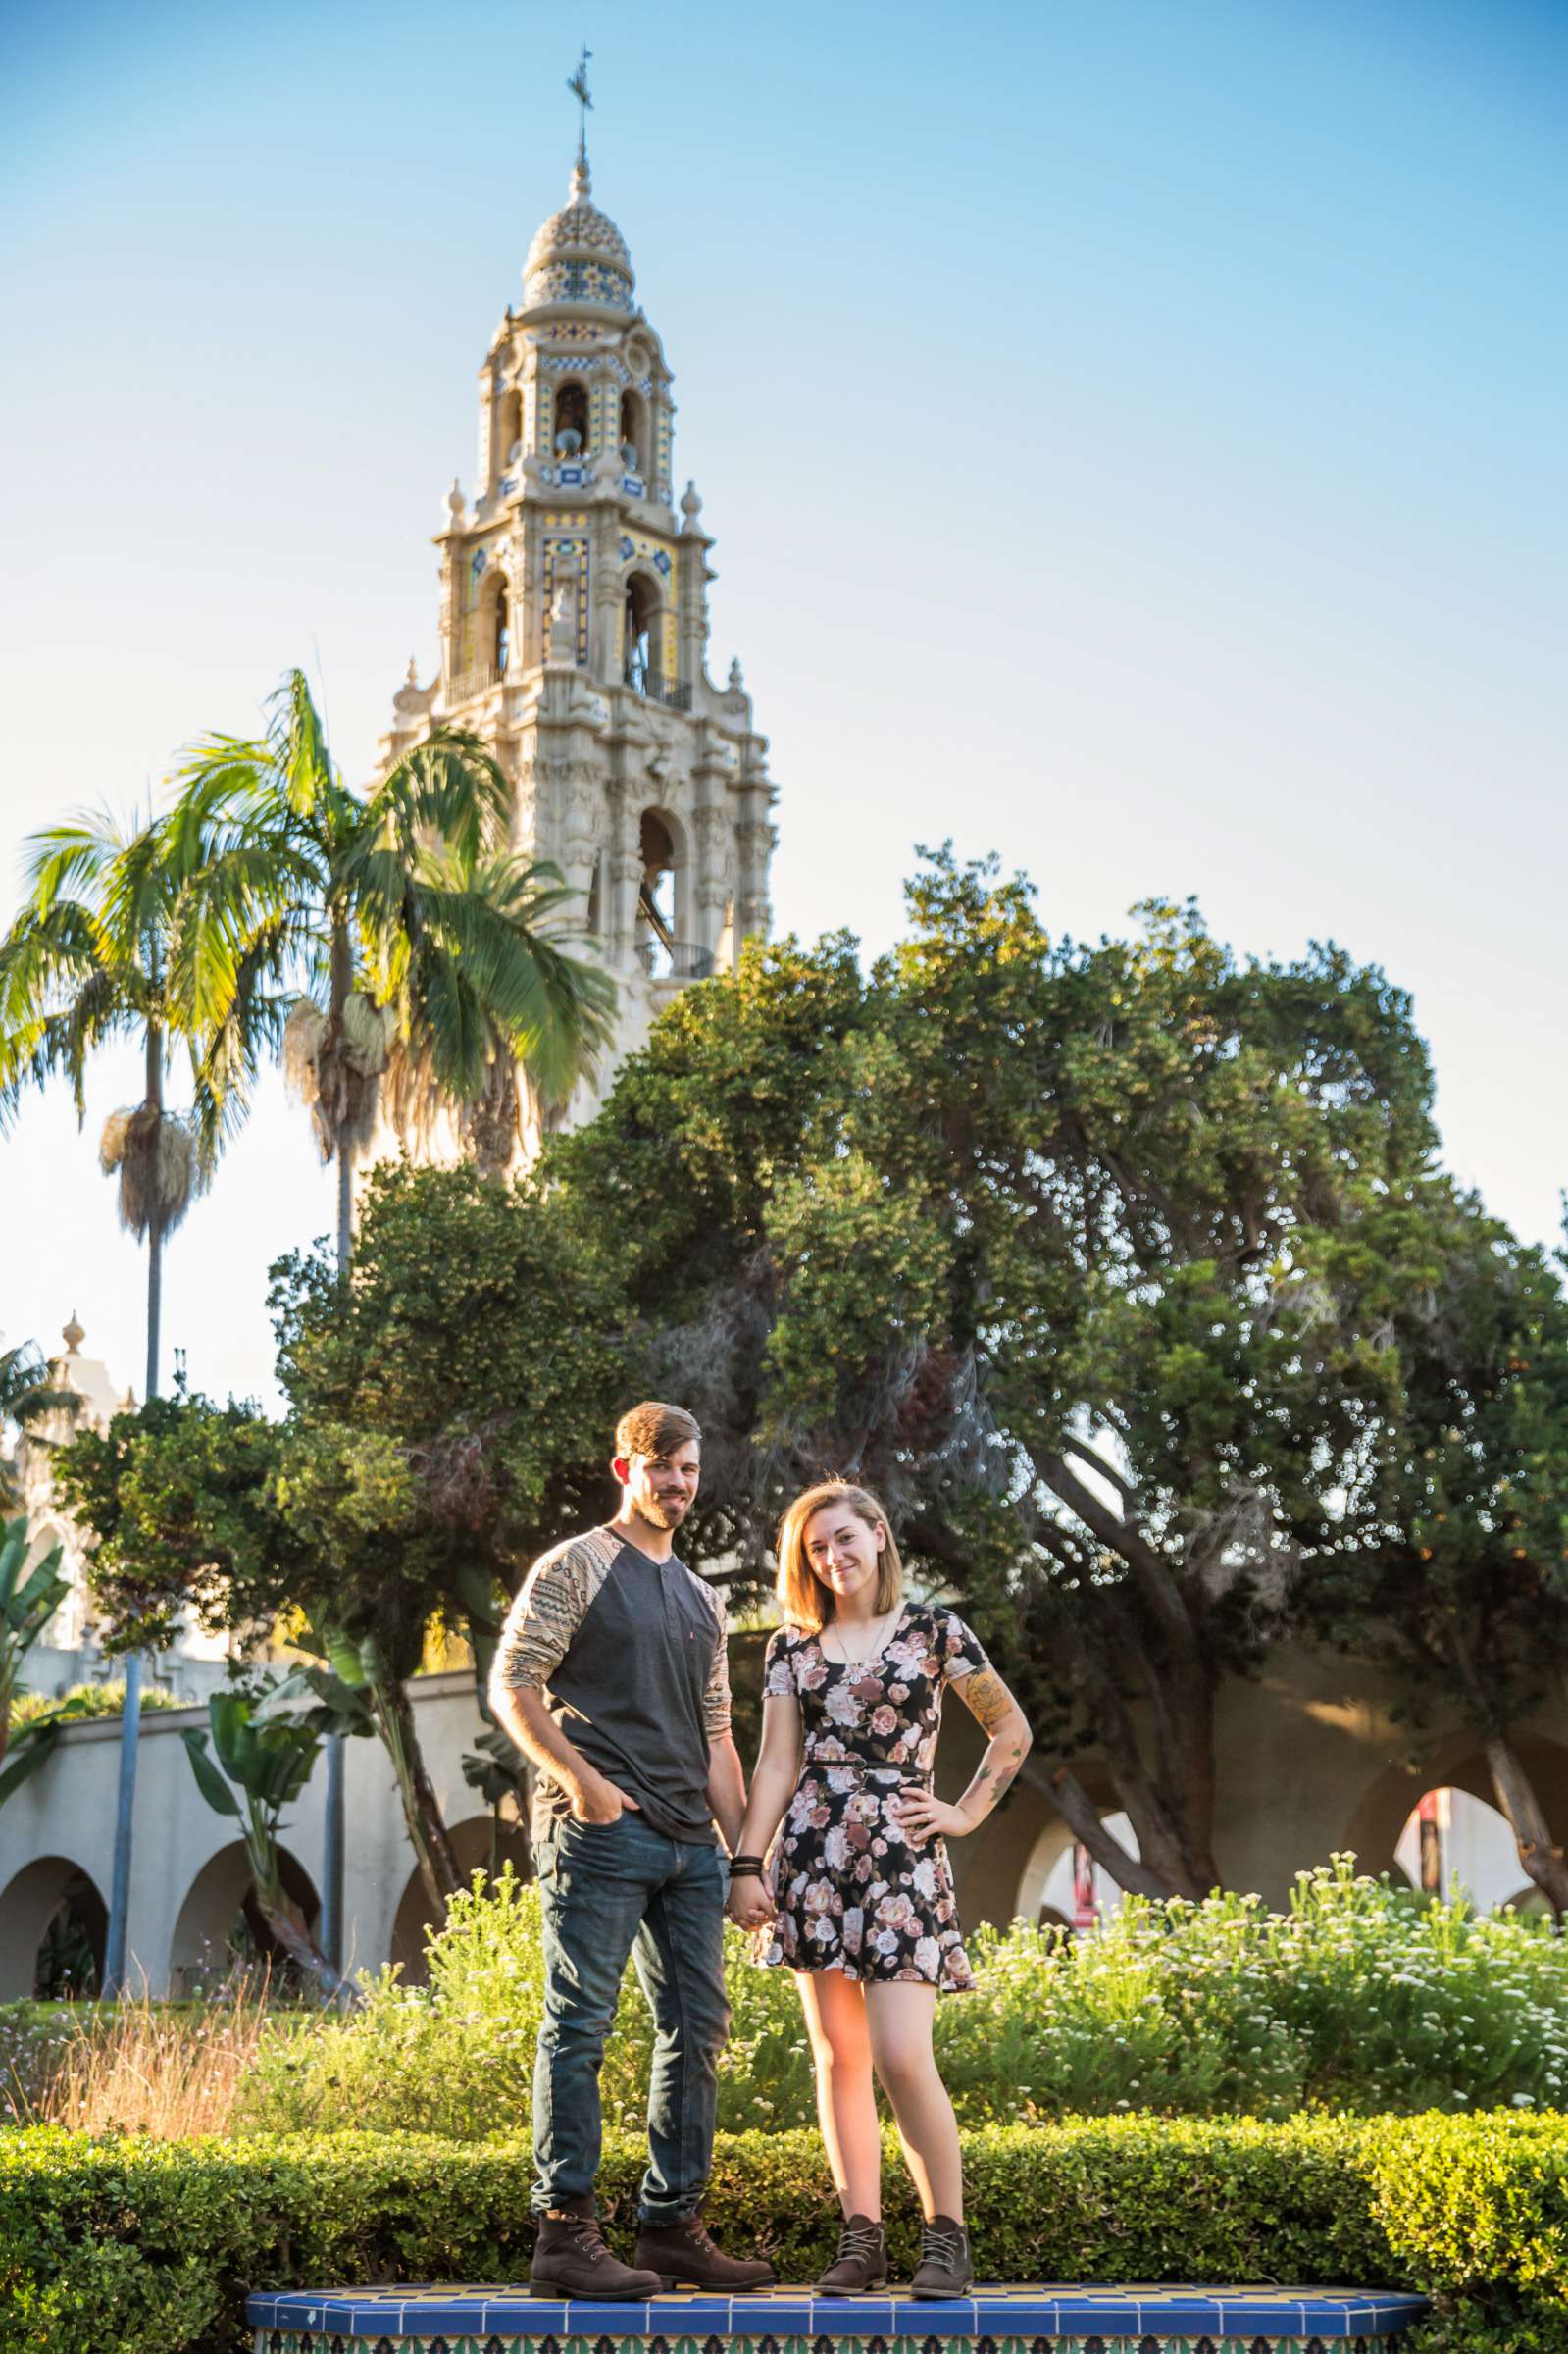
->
xmin=633 ymin=2211 xmax=776 ymax=2292
xmin=907 ymin=2214 xmax=974 ymax=2298
xmin=531 ymin=2203 xmax=663 ymax=2298
xmin=814 ymin=2214 xmax=887 ymax=2292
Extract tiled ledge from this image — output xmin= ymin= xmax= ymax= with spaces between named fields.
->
xmin=247 ymin=2280 xmax=1430 ymax=2350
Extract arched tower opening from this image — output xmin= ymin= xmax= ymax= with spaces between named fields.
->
xmin=498 ymin=387 xmax=523 ymax=466
xmin=619 ymin=388 xmax=647 ymax=474
xmin=635 ymin=806 xmax=704 ymax=976
xmin=554 ymin=381 xmax=589 ymax=456
xmin=481 ymin=571 xmax=512 ymax=677
xmin=623 ymin=570 xmax=664 ymax=693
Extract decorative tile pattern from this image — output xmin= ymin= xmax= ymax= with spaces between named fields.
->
xmin=248 ymin=2285 xmax=1428 ymax=2351
xmin=526 ymin=261 xmax=634 ymax=312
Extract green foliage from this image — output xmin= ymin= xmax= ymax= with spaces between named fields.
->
xmin=1300 ymin=1188 xmax=1568 ymax=1905
xmin=0 ymin=1520 xmax=76 ymax=1802
xmin=10 ymin=1682 xmax=187 ymax=1728
xmin=240 ymin=1862 xmax=1568 ymax=2140
xmin=169 ymin=668 xmax=614 ymax=1165
xmin=2 ymin=2114 xmax=1565 ymax=2352
xmin=269 ymin=1156 xmax=629 ymax=1596
xmin=534 ymin=853 xmax=1457 ymax=1896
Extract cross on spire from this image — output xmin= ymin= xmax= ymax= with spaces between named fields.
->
xmin=567 ymin=46 xmax=593 ymax=172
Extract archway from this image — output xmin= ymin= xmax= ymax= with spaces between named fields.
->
xmin=623 ymin=570 xmax=664 ymax=693
xmin=633 ymin=806 xmax=695 ymax=975
xmin=481 ymin=570 xmax=511 ymax=677
xmin=1393 ymin=1785 xmax=1538 ymax=1914
xmin=167 ymin=1841 xmax=320 ymax=1993
xmin=619 ymin=388 xmax=647 ymax=474
xmin=1344 ymin=1732 xmax=1568 ymax=1893
xmin=498 ymin=387 xmax=523 ymax=467
xmin=553 ymin=381 xmax=588 ymax=457
xmin=1016 ymin=1810 xmax=1139 ymax=1932
xmin=389 ymin=1814 xmax=533 ymax=1987
xmin=0 ymin=1857 xmax=108 ymax=1999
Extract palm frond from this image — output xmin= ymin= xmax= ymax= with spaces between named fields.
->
xmin=268 ymin=670 xmax=336 ymax=821
xmin=23 ymin=810 xmax=126 ymax=912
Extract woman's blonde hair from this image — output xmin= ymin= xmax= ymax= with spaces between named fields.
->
xmin=775 ymin=1479 xmax=903 ymax=1633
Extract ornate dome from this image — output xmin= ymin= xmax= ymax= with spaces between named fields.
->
xmin=523 ymin=157 xmax=635 ymax=313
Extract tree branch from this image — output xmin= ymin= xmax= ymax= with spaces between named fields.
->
xmin=1030 ymin=1759 xmax=1174 ymax=1900
xmin=1035 ymin=1445 xmax=1194 ymax=1658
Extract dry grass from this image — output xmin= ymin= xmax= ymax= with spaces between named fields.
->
xmin=9 ymin=1971 xmax=280 ymax=2138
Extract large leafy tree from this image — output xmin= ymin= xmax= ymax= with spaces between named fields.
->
xmin=1304 ymin=1192 xmax=1568 ymax=1913
xmin=545 ymin=851 xmax=1442 ymax=1897
xmin=63 ymin=1161 xmax=627 ymax=1906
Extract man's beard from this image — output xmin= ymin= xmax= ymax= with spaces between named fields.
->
xmin=637 ymin=1492 xmax=689 ymax=1531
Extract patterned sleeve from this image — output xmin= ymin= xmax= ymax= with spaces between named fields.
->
xmin=703 ymin=1587 xmax=733 ymax=1739
xmin=938 ymin=1611 xmax=992 ymax=1684
xmin=488 ymin=1529 xmax=619 ymax=1700
xmin=763 ymin=1627 xmax=796 ymax=1698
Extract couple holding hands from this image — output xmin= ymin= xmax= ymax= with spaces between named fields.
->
xmin=490 ymin=1401 xmax=1032 ymax=2303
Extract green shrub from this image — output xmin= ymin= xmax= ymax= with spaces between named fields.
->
xmin=3 ymin=2115 xmax=1566 ymax=2353
xmin=240 ymin=1859 xmax=1568 ymax=2138
xmin=10 ymin=1681 xmax=187 ymax=1728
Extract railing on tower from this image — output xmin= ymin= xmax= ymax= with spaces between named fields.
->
xmin=444 ymin=663 xmax=503 ymax=704
xmin=637 ymin=938 xmax=716 ymax=982
xmin=623 ymin=652 xmax=693 ymax=712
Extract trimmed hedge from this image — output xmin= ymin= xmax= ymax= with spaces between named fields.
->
xmin=3 ymin=2116 xmax=1567 ymax=2354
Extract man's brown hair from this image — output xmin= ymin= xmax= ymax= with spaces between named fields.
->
xmin=614 ymin=1400 xmax=701 ymax=1461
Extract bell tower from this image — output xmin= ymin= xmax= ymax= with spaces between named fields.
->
xmin=376 ymin=76 xmax=777 ymax=1107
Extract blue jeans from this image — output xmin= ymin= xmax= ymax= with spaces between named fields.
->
xmin=532 ymin=1811 xmax=731 ymax=2224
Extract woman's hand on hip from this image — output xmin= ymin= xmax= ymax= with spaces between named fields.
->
xmin=890 ymin=1792 xmax=973 ymax=1843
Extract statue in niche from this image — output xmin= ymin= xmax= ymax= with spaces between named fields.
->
xmin=547 ymin=552 xmax=581 ymax=667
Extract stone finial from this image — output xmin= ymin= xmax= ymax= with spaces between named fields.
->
xmin=728 ymin=657 xmax=745 ymax=693
xmin=119 ymin=1387 xmax=136 ymax=1412
xmin=62 ymin=1309 xmax=84 ymax=1354
xmin=445 ymin=478 xmax=466 ymax=526
xmin=406 ymin=656 xmax=419 ymax=685
xmin=681 ymin=480 xmax=703 ymax=527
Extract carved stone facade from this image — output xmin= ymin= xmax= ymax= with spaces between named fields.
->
xmin=375 ymin=148 xmax=778 ymax=1139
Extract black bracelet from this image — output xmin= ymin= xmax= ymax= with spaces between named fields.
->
xmin=728 ymin=1854 xmax=767 ymax=1877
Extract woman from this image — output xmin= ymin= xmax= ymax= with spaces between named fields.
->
xmin=726 ymin=1479 xmax=1032 ymax=2298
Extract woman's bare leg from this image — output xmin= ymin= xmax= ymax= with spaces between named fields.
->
xmin=797 ymin=1970 xmax=883 ymax=2218
xmin=863 ymin=1981 xmax=963 ymax=2221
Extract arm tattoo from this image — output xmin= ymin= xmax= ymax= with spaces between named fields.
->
xmin=954 ymin=1665 xmax=1018 ymax=1736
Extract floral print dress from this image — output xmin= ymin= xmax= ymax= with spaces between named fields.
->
xmin=756 ymin=1602 xmax=990 ymax=1992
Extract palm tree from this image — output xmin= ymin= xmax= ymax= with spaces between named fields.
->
xmin=174 ymin=670 xmax=615 ymax=1267
xmin=0 ymin=1338 xmax=78 ymax=1515
xmin=172 ymin=670 xmax=615 ymax=1924
xmin=0 ymin=807 xmax=223 ymax=1993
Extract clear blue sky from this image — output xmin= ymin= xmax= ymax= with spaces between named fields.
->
xmin=2 ymin=0 xmax=1565 ymax=1414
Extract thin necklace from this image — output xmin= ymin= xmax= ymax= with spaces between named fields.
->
xmin=824 ymin=1603 xmax=900 ymax=1668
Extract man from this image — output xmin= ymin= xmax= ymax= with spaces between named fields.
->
xmin=489 ymin=1400 xmax=776 ymax=2299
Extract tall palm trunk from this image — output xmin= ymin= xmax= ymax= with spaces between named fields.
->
xmin=103 ymin=1021 xmax=163 ymax=1998
xmin=319 ymin=916 xmax=355 ymax=1970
